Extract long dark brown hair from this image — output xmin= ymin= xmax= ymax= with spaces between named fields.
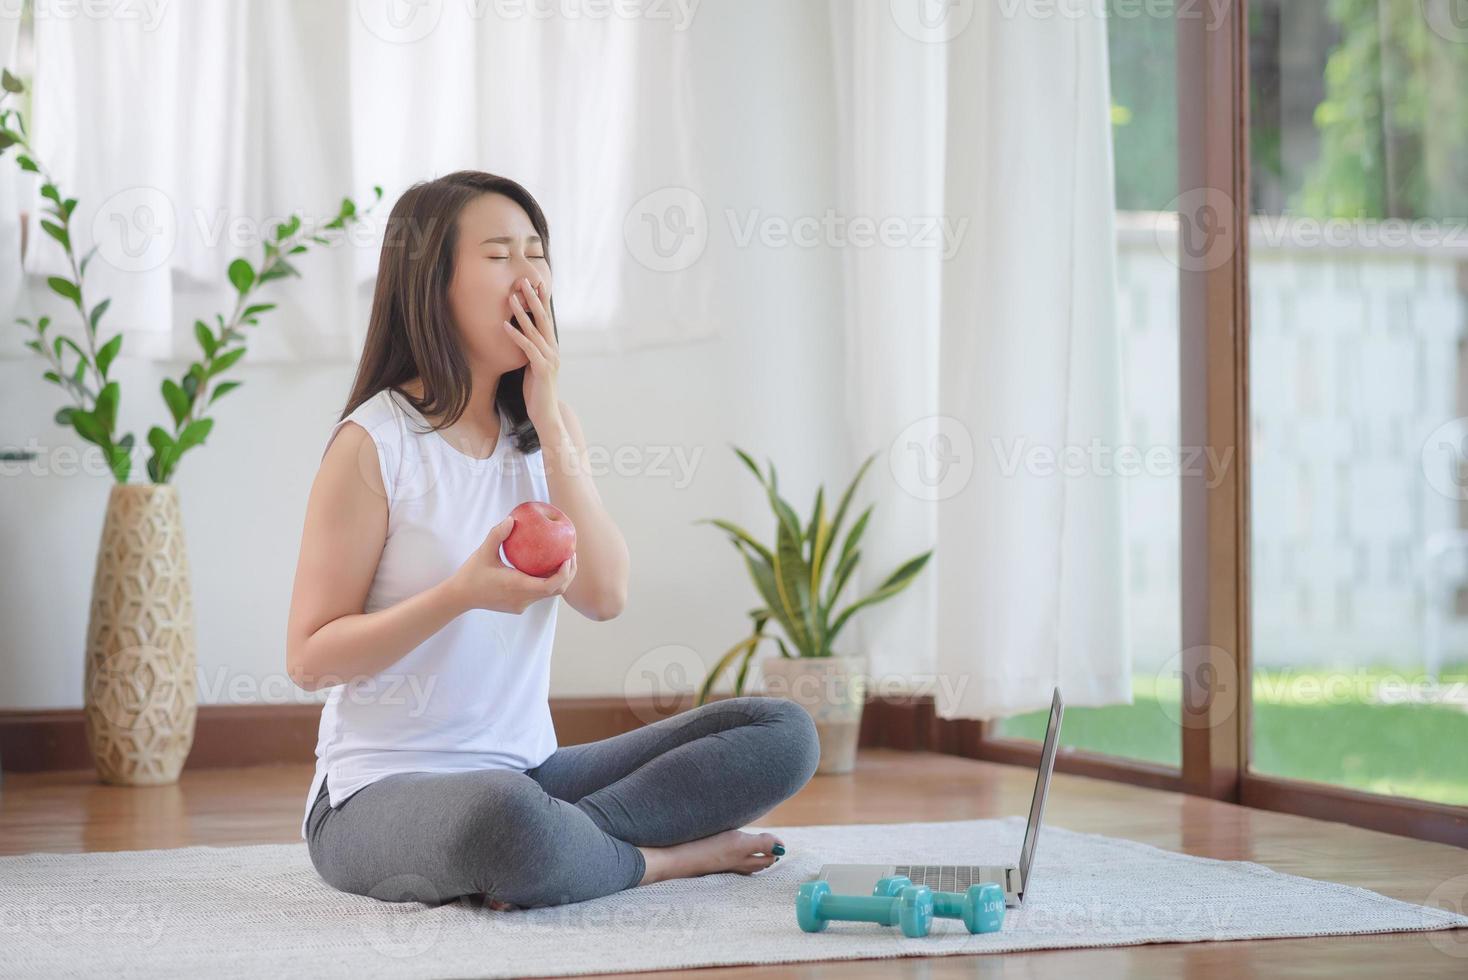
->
xmin=340 ymin=170 xmax=558 ymax=454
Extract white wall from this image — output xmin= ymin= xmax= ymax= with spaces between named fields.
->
xmin=0 ymin=0 xmax=866 ymax=710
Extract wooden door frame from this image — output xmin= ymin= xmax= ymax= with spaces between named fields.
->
xmin=1175 ymin=0 xmax=1249 ymax=806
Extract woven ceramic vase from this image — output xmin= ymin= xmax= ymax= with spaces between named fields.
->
xmin=761 ymin=654 xmax=868 ymax=774
xmin=83 ymin=484 xmax=198 ymax=785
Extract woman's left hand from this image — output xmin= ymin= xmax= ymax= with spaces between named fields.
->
xmin=504 ymin=277 xmax=564 ymax=435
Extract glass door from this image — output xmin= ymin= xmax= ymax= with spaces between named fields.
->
xmin=1245 ymin=0 xmax=1468 ymax=805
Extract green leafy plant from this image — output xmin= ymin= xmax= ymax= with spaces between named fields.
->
xmin=692 ymin=446 xmax=932 ymax=706
xmin=1297 ymin=0 xmax=1468 ymax=221
xmin=0 ymin=68 xmax=382 ymax=483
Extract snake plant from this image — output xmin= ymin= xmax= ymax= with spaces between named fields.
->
xmin=692 ymin=445 xmax=932 ymax=705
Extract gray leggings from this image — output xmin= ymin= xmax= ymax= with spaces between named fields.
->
xmin=305 ymin=696 xmax=821 ymax=908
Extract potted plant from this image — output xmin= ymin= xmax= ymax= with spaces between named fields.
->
xmin=694 ymin=446 xmax=932 ymax=773
xmin=1 ymin=69 xmax=381 ymax=785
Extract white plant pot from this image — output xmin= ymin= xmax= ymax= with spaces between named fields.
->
xmin=760 ymin=654 xmax=868 ymax=774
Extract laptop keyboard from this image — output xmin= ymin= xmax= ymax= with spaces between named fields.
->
xmin=892 ymin=865 xmax=999 ymax=892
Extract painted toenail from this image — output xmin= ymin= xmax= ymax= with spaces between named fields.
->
xmin=772 ymin=843 xmax=785 ymax=856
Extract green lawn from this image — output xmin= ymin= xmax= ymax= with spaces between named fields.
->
xmin=998 ymin=664 xmax=1468 ymax=805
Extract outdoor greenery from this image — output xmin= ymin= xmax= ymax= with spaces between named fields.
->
xmin=1000 ymin=663 xmax=1468 ymax=805
xmin=1297 ymin=0 xmax=1468 ymax=220
xmin=1107 ymin=0 xmax=1468 ymax=221
xmin=1107 ymin=4 xmax=1177 ymax=211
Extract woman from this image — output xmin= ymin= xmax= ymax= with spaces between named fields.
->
xmin=286 ymin=171 xmax=821 ymax=910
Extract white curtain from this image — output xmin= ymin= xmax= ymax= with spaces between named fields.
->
xmin=0 ymin=14 xmax=22 ymax=326
xmin=10 ymin=0 xmax=1130 ymax=718
xmin=831 ymin=0 xmax=1130 ymax=719
xmin=13 ymin=0 xmax=711 ymax=363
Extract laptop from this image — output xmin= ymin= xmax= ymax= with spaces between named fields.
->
xmin=814 ymin=686 xmax=1064 ymax=908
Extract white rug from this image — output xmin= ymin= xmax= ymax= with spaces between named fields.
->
xmin=3 ymin=816 xmax=1465 ymax=979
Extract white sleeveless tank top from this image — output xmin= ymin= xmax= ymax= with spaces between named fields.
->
xmin=300 ymin=386 xmax=560 ymax=839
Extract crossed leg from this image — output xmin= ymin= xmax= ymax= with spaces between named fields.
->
xmin=306 ymin=696 xmax=820 ymax=909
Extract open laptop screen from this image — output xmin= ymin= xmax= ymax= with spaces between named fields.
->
xmin=1018 ymin=688 xmax=1064 ymax=890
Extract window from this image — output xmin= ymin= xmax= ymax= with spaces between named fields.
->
xmin=971 ymin=0 xmax=1468 ymax=844
xmin=1246 ymin=0 xmax=1468 ymax=806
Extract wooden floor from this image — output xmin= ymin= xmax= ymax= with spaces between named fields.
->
xmin=3 ymin=748 xmax=1466 ymax=977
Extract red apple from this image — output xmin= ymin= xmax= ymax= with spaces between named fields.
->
xmin=502 ymin=501 xmax=577 ymax=578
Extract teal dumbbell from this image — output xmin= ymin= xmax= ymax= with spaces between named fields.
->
xmin=796 ymin=879 xmax=934 ymax=938
xmin=874 ymin=876 xmax=1005 ymax=934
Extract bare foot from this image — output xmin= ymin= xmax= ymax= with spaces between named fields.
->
xmin=637 ymin=830 xmax=785 ymax=886
xmin=485 ymin=830 xmax=786 ymax=905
